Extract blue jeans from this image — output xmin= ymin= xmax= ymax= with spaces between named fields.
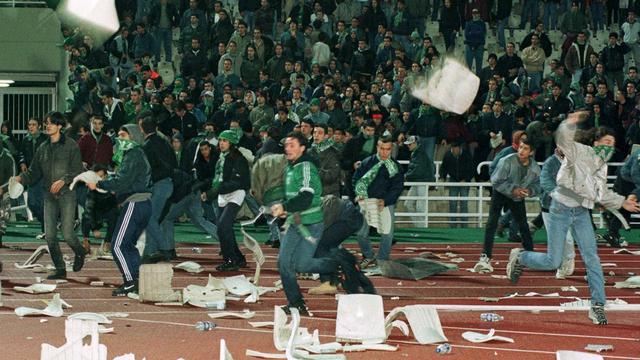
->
xmin=449 ymin=185 xmax=469 ymax=227
xmin=541 ymin=211 xmax=575 ymax=261
xmin=465 ymin=45 xmax=484 ymax=76
xmin=27 ymin=181 xmax=44 ymax=231
xmin=529 ymin=71 xmax=543 ymax=93
xmin=44 ymin=191 xmax=83 ymax=271
xmin=243 ymin=11 xmax=255 ymax=30
xmin=497 ymin=17 xmax=508 ymax=49
xmin=521 ymin=200 xmax=605 ymax=304
xmin=356 ymin=204 xmax=395 ymax=260
xmin=419 ymin=136 xmax=436 ymax=161
xmin=443 ymin=30 xmax=456 ymax=51
xmin=412 ymin=17 xmax=426 ymax=37
xmin=520 ymin=0 xmax=539 ymax=29
xmin=431 ymin=0 xmax=440 ymax=21
xmin=590 ymin=2 xmax=605 ymax=32
xmin=162 ymin=191 xmax=218 ymax=249
xmin=279 ymin=222 xmax=336 ymax=305
xmin=154 ymin=27 xmax=173 ymax=61
xmin=543 ymin=2 xmax=559 ymax=30
xmin=144 ymin=178 xmax=172 ymax=256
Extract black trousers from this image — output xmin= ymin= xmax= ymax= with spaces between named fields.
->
xmin=217 ymin=203 xmax=245 ymax=262
xmin=483 ymin=191 xmax=534 ymax=258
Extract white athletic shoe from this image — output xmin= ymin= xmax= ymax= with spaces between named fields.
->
xmin=473 ymin=254 xmax=493 ymax=273
xmin=555 ymin=258 xmax=575 ymax=279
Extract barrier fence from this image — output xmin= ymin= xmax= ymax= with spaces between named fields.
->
xmin=393 ymin=161 xmax=627 ymax=228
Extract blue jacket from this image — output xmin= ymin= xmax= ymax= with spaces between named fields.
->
xmin=619 ymin=149 xmax=640 ymax=197
xmin=464 ymin=19 xmax=486 ymax=47
xmin=539 ymin=154 xmax=561 ymax=210
xmin=491 ymin=153 xmax=541 ymax=201
xmin=353 ymin=155 xmax=404 ymax=206
xmin=489 ymin=146 xmax=516 ymax=176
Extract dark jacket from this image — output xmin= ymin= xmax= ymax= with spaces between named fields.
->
xmin=77 ymin=131 xmax=114 ymax=168
xmin=341 ymin=134 xmax=378 ymax=171
xmin=210 ymin=148 xmax=251 ymax=197
xmin=405 ymin=145 xmax=435 ymax=182
xmin=440 ymin=149 xmax=474 ymax=182
xmin=464 ymin=19 xmax=486 ymax=47
xmin=169 ymin=112 xmax=198 ymax=141
xmin=141 ymin=132 xmax=177 ymax=183
xmin=600 ymin=43 xmax=630 ymax=72
xmin=148 ymin=2 xmax=179 ymax=28
xmin=21 ymin=134 xmax=83 ymax=196
xmin=309 ymin=143 xmax=341 ymax=196
xmin=19 ymin=132 xmax=48 ymax=167
xmin=98 ymin=146 xmax=151 ymax=204
xmin=350 ymin=46 xmax=375 ymax=77
xmin=439 ymin=5 xmax=461 ymax=32
xmin=407 ymin=106 xmax=444 ymax=139
xmin=256 ymin=137 xmax=283 ymax=159
xmin=181 ymin=48 xmax=208 ymax=79
xmin=520 ymin=31 xmax=553 ymax=58
xmin=352 ymin=154 xmax=404 ymax=206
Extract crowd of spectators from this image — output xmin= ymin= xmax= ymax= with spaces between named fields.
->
xmin=24 ymin=0 xmax=640 ymax=228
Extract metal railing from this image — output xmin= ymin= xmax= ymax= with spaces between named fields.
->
xmin=0 ymin=0 xmax=47 ymax=7
xmin=393 ymin=161 xmax=627 ymax=228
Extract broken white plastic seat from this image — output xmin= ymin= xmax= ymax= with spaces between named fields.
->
xmin=183 ymin=275 xmax=226 ymax=309
xmin=14 ymin=245 xmax=49 ymax=269
xmin=8 ymin=176 xmax=24 ymax=199
xmin=335 ymin=294 xmax=386 ymax=344
xmin=410 ymin=57 xmax=480 ymax=115
xmin=41 ymin=319 xmax=107 ymax=360
xmin=139 ymin=263 xmax=181 ymax=302
xmin=358 ymin=199 xmax=391 ymax=234
xmin=15 ymin=293 xmax=72 ymax=317
xmin=273 ymin=306 xmax=319 ymax=352
xmin=209 ymin=310 xmax=255 ymax=319
xmin=384 ymin=305 xmax=448 ymax=344
xmin=556 ymin=351 xmax=603 ymax=360
xmin=220 ymin=339 xmax=234 ymax=360
xmin=242 ymin=228 xmax=266 ymax=285
xmin=461 ymin=329 xmax=514 ymax=343
xmin=13 ymin=283 xmax=56 ymax=294
xmin=69 ymin=171 xmax=107 ymax=193
xmin=223 ymin=275 xmax=255 ymax=296
xmin=174 ymin=261 xmax=204 ymax=273
xmin=68 ymin=312 xmax=112 ymax=324
xmin=614 ymin=275 xmax=640 ymax=289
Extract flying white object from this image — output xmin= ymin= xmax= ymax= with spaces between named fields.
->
xmin=57 ymin=0 xmax=119 ymax=45
xmin=411 ymin=58 xmax=480 ymax=115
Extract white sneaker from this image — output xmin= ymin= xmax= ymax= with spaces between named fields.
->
xmin=473 ymin=254 xmax=493 ymax=273
xmin=555 ymin=258 xmax=575 ymax=279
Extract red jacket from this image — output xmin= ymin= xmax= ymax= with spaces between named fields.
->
xmin=77 ymin=131 xmax=114 ymax=168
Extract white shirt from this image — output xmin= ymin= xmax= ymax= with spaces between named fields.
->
xmin=622 ymin=20 xmax=640 ymax=44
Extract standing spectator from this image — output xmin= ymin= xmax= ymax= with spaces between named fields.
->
xmin=229 ymin=20 xmax=252 ymax=56
xmin=600 ymin=32 xmax=630 ymax=92
xmin=341 ymin=121 xmax=378 ymax=199
xmin=464 ymin=8 xmax=487 ymax=76
xmin=180 ymin=0 xmax=206 ymax=28
xmin=255 ymin=0 xmax=275 ymax=36
xmin=543 ymin=0 xmax=560 ymax=31
xmin=391 ymin=0 xmax=411 ymax=52
xmin=181 ymin=37 xmax=208 ymax=79
xmin=210 ymin=9 xmax=234 ymax=48
xmin=406 ymin=101 xmax=444 ymax=164
xmin=16 ymin=112 xmax=85 ymax=280
xmin=440 ymin=140 xmax=474 ymax=227
xmin=496 ymin=0 xmax=512 ymax=50
xmin=560 ymin=2 xmax=588 ymax=56
xmin=622 ymin=10 xmax=640 ymax=72
xmin=138 ymin=116 xmax=177 ymax=263
xmin=124 ymin=88 xmax=150 ymax=124
xmin=148 ymin=0 xmax=178 ymax=62
xmin=18 ymin=118 xmax=48 ymax=238
xmin=519 ymin=0 xmax=538 ymax=30
xmin=350 ymin=38 xmax=375 ymax=83
xmin=101 ymin=89 xmax=125 ymax=133
xmin=180 ymin=15 xmax=208 ymax=54
xmin=564 ymin=31 xmax=596 ymax=87
xmin=309 ymin=124 xmax=341 ymax=196
xmin=405 ymin=0 xmax=428 ymax=37
xmin=520 ymin=23 xmax=553 ymax=59
xmin=522 ymin=34 xmax=547 ymax=93
xmin=591 ymin=0 xmax=606 ymax=33
xmin=439 ymin=0 xmax=461 ymax=52
xmin=497 ymin=42 xmax=524 ymax=81
xmin=77 ymin=115 xmax=113 ymax=169
xmin=132 ymin=23 xmax=155 ymax=60
xmin=403 ymin=136 xmax=435 ymax=226
xmin=108 ymin=26 xmax=132 ymax=79
xmin=353 ymin=137 xmax=404 ymax=267
xmin=239 ymin=0 xmax=259 ymax=30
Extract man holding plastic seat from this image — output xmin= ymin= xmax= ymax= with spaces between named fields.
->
xmin=353 ymin=137 xmax=404 ymax=269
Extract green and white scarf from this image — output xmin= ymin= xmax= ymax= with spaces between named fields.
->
xmin=25 ymin=130 xmax=41 ymax=144
xmin=355 ymin=155 xmax=399 ymax=198
xmin=112 ymin=138 xmax=139 ymax=167
xmin=211 ymin=151 xmax=228 ymax=192
xmin=361 ymin=133 xmax=375 ymax=156
xmin=313 ymin=138 xmax=335 ymax=152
